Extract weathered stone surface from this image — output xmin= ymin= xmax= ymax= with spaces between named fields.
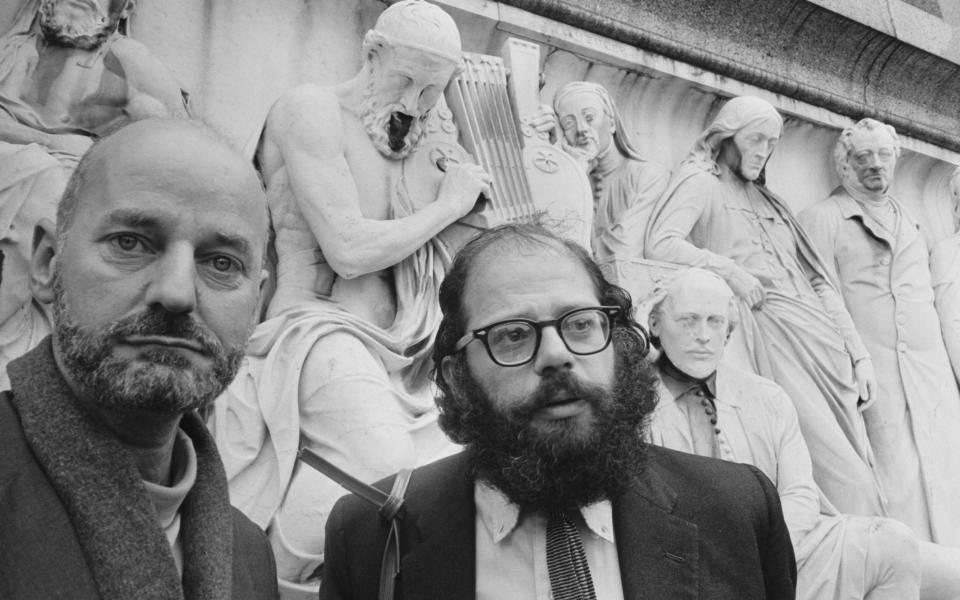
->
xmin=499 ymin=0 xmax=960 ymax=153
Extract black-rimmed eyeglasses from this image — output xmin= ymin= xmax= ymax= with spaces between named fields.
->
xmin=454 ymin=306 xmax=621 ymax=367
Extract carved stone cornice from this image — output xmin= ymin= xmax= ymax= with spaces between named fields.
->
xmin=497 ymin=0 xmax=960 ymax=152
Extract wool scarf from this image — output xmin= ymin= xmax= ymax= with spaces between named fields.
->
xmin=7 ymin=339 xmax=235 ymax=600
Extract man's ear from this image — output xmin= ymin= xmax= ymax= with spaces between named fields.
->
xmin=30 ymin=218 xmax=57 ymax=304
xmin=648 ymin=313 xmax=661 ymax=338
xmin=440 ymin=354 xmax=460 ymax=395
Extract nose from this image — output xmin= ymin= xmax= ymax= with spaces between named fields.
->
xmin=575 ymin=117 xmax=590 ymax=136
xmin=533 ymin=325 xmax=574 ymax=374
xmin=144 ymin=245 xmax=197 ymax=315
xmin=398 ymin=87 xmax=419 ymax=116
xmin=693 ymin=321 xmax=712 ymax=343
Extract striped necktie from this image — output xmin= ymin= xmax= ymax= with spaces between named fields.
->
xmin=546 ymin=511 xmax=598 ymax=600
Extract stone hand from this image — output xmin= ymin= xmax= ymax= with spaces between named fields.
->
xmin=527 ymin=104 xmax=558 ymax=144
xmin=853 ymin=357 xmax=877 ymax=407
xmin=729 ymin=269 xmax=766 ymax=309
xmin=438 ymin=162 xmax=493 ymax=219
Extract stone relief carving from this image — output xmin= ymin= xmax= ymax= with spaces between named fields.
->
xmin=644 ymin=96 xmax=886 ymax=518
xmin=799 ymin=118 xmax=960 ymax=545
xmin=210 ymin=1 xmax=491 ymax=594
xmin=930 ymin=167 xmax=960 ymax=383
xmin=0 ymin=1 xmax=959 ymax=597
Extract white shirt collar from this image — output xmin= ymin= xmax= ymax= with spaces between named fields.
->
xmin=474 ymin=480 xmax=616 ymax=544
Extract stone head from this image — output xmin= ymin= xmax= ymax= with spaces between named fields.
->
xmin=647 ymin=268 xmax=738 ymax=379
xmin=693 ymin=96 xmax=782 ymax=182
xmin=553 ymin=82 xmax=616 ymax=162
xmin=359 ymin=0 xmax=463 ymax=159
xmin=834 ymin=118 xmax=900 ymax=196
xmin=30 ymin=118 xmax=269 ymax=416
xmin=38 ymin=0 xmax=135 ymax=50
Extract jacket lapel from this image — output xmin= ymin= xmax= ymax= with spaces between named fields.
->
xmin=399 ymin=453 xmax=476 ymax=600
xmin=615 ymin=467 xmax=699 ymax=600
xmin=7 ymin=340 xmax=185 ymax=600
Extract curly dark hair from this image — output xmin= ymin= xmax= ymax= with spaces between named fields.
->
xmin=432 ymin=223 xmax=648 ymax=435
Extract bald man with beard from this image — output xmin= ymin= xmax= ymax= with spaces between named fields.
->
xmin=0 ymin=119 xmax=276 ymax=599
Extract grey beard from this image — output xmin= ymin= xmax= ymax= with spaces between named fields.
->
xmin=51 ymin=275 xmax=248 ymax=416
xmin=359 ymin=81 xmax=428 ymax=160
xmin=39 ymin=4 xmax=118 ymax=51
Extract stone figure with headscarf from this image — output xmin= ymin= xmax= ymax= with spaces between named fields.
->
xmin=0 ymin=0 xmax=186 ymax=387
xmin=645 ymin=96 xmax=885 ymax=521
xmin=210 ymin=1 xmax=491 ymax=594
xmin=542 ymin=81 xmax=669 ymax=261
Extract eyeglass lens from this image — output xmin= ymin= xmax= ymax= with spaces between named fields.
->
xmin=486 ymin=308 xmax=611 ymax=365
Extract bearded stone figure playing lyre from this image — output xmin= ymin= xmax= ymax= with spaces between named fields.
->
xmin=210 ymin=1 xmax=491 ymax=594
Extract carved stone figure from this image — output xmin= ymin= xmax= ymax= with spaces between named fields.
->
xmin=646 ymin=268 xmax=960 ymax=599
xmin=211 ymin=1 xmax=491 ymax=593
xmin=799 ymin=119 xmax=960 ymax=545
xmin=538 ymin=81 xmax=669 ymax=261
xmin=644 ymin=96 xmax=885 ymax=519
xmin=929 ymin=167 xmax=960 ymax=382
xmin=0 ymin=0 xmax=187 ymax=387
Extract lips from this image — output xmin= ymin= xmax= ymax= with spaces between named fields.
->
xmin=122 ymin=334 xmax=206 ymax=354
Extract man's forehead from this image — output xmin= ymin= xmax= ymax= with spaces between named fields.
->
xmin=737 ymin=117 xmax=781 ymax=138
xmin=848 ymin=127 xmax=895 ymax=150
xmin=665 ymin=274 xmax=731 ymax=311
xmin=384 ymin=45 xmax=457 ymax=78
xmin=556 ymin=92 xmax=605 ymax=115
xmin=463 ymin=242 xmax=596 ymax=313
xmin=46 ymin=0 xmax=129 ymax=12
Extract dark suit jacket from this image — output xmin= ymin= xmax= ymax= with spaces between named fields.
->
xmin=0 ymin=340 xmax=278 ymax=600
xmin=321 ymin=448 xmax=796 ymax=599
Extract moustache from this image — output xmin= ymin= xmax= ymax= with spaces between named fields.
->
xmin=509 ymin=371 xmax=606 ymax=421
xmin=105 ymin=309 xmax=221 ymax=356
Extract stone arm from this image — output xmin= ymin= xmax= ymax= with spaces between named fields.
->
xmin=796 ymin=204 xmax=870 ymax=364
xmin=0 ymin=110 xmax=93 ymax=156
xmin=644 ymin=173 xmax=765 ymax=306
xmin=265 ymin=86 xmax=489 ymax=279
xmin=797 ymin=203 xmax=875 ymax=401
xmin=109 ymin=38 xmax=188 ymax=124
xmin=766 ymin=386 xmax=824 ymax=547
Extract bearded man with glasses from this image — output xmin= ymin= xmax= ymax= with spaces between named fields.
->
xmin=319 ymin=223 xmax=796 ymax=600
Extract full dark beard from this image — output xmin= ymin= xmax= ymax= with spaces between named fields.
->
xmin=52 ymin=277 xmax=247 ymax=416
xmin=441 ymin=329 xmax=657 ymax=511
xmin=38 ymin=3 xmax=118 ymax=51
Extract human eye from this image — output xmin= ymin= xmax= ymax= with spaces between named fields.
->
xmin=560 ymin=117 xmax=576 ymax=132
xmin=564 ymin=314 xmax=597 ymax=333
xmin=488 ymin=322 xmax=533 ymax=352
xmin=707 ymin=316 xmax=726 ymax=329
xmin=200 ymin=253 xmax=245 ymax=286
xmin=106 ymin=233 xmax=151 ymax=255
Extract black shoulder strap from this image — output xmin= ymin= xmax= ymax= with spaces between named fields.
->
xmin=298 ymin=447 xmax=412 ymax=600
